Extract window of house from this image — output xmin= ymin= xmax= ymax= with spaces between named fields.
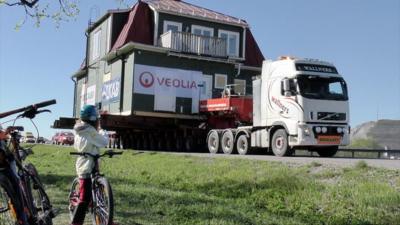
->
xmin=214 ymin=74 xmax=227 ymax=89
xmin=234 ymin=79 xmax=246 ymax=95
xmin=218 ymin=30 xmax=240 ymax=57
xmin=191 ymin=25 xmax=214 ymax=37
xmin=91 ymin=29 xmax=101 ymax=60
xmin=163 ymin=21 xmax=182 ymax=33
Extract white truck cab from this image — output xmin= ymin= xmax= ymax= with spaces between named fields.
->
xmin=205 ymin=56 xmax=349 ymax=157
xmin=252 ymin=57 xmax=350 ymax=156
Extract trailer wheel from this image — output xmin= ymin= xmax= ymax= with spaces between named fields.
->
xmin=316 ymin=146 xmax=338 ymax=157
xmin=271 ymin=129 xmax=291 ymax=157
xmin=221 ymin=130 xmax=235 ymax=154
xmin=236 ymin=134 xmax=249 ymax=155
xmin=207 ymin=130 xmax=220 ymax=154
xmin=184 ymin=136 xmax=194 ymax=152
xmin=175 ymin=137 xmax=183 ymax=151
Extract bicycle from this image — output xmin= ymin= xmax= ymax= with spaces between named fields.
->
xmin=0 ymin=100 xmax=56 ymax=225
xmin=68 ymin=150 xmax=122 ymax=225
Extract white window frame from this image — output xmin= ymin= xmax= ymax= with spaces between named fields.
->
xmin=218 ymin=29 xmax=240 ymax=57
xmin=214 ymin=74 xmax=227 ymax=89
xmin=234 ymin=79 xmax=246 ymax=95
xmin=163 ymin=20 xmax=182 ymax=33
xmin=91 ymin=29 xmax=101 ymax=61
xmin=106 ymin=17 xmax=112 ymax=52
xmin=201 ymin=75 xmax=213 ymax=100
xmin=191 ymin=25 xmax=214 ymax=37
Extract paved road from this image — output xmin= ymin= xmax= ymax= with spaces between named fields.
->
xmin=154 ymin=151 xmax=400 ymax=170
xmin=56 ymin=144 xmax=400 ymax=170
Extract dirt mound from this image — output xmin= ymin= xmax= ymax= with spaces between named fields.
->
xmin=351 ymin=120 xmax=400 ymax=149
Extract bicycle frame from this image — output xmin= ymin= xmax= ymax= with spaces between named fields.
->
xmin=0 ymin=100 xmax=56 ymax=225
xmin=8 ymin=130 xmax=46 ymax=224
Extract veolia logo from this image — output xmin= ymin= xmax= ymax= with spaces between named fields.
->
xmin=139 ymin=71 xmax=198 ymax=89
xmin=139 ymin=72 xmax=154 ymax=88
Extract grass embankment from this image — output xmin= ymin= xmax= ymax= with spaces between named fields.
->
xmin=28 ymin=145 xmax=400 ymax=225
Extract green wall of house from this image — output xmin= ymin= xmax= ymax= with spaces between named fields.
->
xmin=129 ymin=49 xmax=256 ymax=114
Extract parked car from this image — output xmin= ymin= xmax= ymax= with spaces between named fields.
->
xmin=22 ymin=132 xmax=36 ymax=143
xmin=36 ymin=136 xmax=47 ymax=144
xmin=52 ymin=132 xmax=74 ymax=145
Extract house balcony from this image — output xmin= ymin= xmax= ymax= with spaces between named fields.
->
xmin=159 ymin=31 xmax=228 ymax=58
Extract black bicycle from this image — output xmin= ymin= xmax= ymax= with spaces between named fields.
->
xmin=68 ymin=150 xmax=122 ymax=225
xmin=0 ymin=100 xmax=56 ymax=225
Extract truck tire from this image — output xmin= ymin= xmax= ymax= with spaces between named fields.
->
xmin=316 ymin=146 xmax=338 ymax=157
xmin=236 ymin=134 xmax=249 ymax=155
xmin=221 ymin=129 xmax=235 ymax=154
xmin=271 ymin=129 xmax=292 ymax=157
xmin=207 ymin=130 xmax=220 ymax=154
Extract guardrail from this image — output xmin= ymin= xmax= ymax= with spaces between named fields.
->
xmin=338 ymin=149 xmax=400 ymax=159
xmin=307 ymin=148 xmax=400 ymax=159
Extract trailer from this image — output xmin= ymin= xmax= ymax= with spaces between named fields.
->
xmin=201 ymin=57 xmax=350 ymax=157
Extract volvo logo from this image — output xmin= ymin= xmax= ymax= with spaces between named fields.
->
xmin=139 ymin=72 xmax=154 ymax=88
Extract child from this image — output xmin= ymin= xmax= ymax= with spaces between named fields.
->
xmin=71 ymin=105 xmax=109 ymax=225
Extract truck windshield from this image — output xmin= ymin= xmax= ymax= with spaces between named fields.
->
xmin=297 ymin=75 xmax=348 ymax=100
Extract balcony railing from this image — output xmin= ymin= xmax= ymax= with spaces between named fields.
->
xmin=159 ymin=31 xmax=227 ymax=58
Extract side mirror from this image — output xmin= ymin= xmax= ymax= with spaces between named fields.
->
xmin=282 ymin=79 xmax=291 ymax=97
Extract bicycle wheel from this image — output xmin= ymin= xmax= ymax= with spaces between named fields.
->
xmin=25 ymin=164 xmax=54 ymax=225
xmin=92 ymin=177 xmax=113 ymax=225
xmin=68 ymin=178 xmax=80 ymax=221
xmin=0 ymin=173 xmax=23 ymax=225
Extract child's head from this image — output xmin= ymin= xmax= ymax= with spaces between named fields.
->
xmin=80 ymin=105 xmax=99 ymax=127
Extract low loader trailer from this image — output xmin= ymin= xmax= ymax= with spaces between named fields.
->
xmin=54 ymin=57 xmax=350 ymax=157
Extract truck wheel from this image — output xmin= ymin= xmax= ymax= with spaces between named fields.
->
xmin=316 ymin=146 xmax=338 ymax=157
xmin=221 ymin=130 xmax=235 ymax=154
xmin=207 ymin=130 xmax=220 ymax=154
xmin=271 ymin=129 xmax=291 ymax=157
xmin=236 ymin=134 xmax=249 ymax=155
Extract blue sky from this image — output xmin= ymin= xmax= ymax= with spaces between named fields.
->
xmin=0 ymin=0 xmax=399 ymax=139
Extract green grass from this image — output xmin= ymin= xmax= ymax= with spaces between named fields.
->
xmin=349 ymin=138 xmax=383 ymax=149
xmin=26 ymin=145 xmax=400 ymax=225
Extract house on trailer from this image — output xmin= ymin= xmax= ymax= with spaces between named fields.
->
xmin=69 ymin=0 xmax=264 ymax=150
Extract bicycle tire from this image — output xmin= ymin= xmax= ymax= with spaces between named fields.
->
xmin=25 ymin=164 xmax=54 ymax=225
xmin=92 ymin=177 xmax=113 ymax=225
xmin=68 ymin=178 xmax=80 ymax=221
xmin=0 ymin=173 xmax=24 ymax=225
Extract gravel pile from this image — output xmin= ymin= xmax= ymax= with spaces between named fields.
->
xmin=351 ymin=120 xmax=400 ymax=149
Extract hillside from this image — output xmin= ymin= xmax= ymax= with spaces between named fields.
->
xmin=351 ymin=120 xmax=400 ymax=149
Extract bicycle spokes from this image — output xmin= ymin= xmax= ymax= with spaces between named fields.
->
xmin=0 ymin=195 xmax=18 ymax=225
xmin=93 ymin=186 xmax=110 ymax=225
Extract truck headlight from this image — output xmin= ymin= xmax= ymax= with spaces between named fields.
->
xmin=321 ymin=127 xmax=328 ymax=134
xmin=299 ymin=125 xmax=311 ymax=136
xmin=315 ymin=127 xmax=322 ymax=133
xmin=337 ymin=127 xmax=343 ymax=133
xmin=343 ymin=127 xmax=350 ymax=134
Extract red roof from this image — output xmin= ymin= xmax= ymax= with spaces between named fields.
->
xmin=143 ymin=0 xmax=248 ymax=27
xmin=111 ymin=1 xmax=154 ymax=50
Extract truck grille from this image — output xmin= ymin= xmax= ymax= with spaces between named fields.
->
xmin=317 ymin=112 xmax=346 ymax=121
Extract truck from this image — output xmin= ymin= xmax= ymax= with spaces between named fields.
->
xmin=201 ymin=56 xmax=350 ymax=157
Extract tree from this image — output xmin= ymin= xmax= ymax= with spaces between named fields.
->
xmin=0 ymin=0 xmax=131 ymax=28
xmin=0 ymin=0 xmax=79 ymax=27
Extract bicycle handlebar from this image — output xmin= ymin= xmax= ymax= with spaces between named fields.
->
xmin=0 ymin=99 xmax=56 ymax=119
